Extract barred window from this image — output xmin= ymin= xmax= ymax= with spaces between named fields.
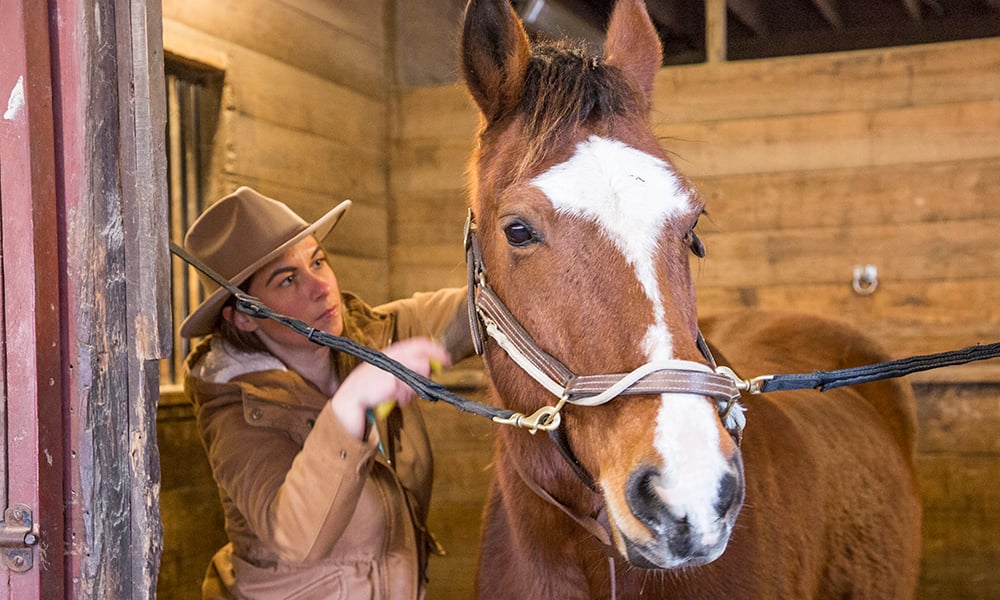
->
xmin=161 ymin=57 xmax=222 ymax=387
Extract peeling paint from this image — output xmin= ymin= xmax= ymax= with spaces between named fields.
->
xmin=4 ymin=74 xmax=24 ymax=121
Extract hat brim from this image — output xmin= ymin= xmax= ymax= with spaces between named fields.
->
xmin=179 ymin=199 xmax=352 ymax=338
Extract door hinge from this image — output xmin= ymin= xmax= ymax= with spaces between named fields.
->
xmin=1 ymin=504 xmax=38 ymax=572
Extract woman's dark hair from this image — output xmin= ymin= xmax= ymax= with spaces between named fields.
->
xmin=213 ymin=278 xmax=268 ymax=354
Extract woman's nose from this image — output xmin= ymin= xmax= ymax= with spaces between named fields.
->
xmin=305 ymin=270 xmax=332 ymax=298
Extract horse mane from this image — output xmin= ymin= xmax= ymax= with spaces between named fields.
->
xmin=489 ymin=39 xmax=647 ymax=176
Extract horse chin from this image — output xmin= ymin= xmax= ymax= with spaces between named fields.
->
xmin=623 ymin=534 xmax=730 ymax=570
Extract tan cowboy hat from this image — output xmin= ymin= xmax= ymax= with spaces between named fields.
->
xmin=180 ymin=186 xmax=351 ymax=338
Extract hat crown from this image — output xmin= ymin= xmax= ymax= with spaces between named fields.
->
xmin=184 ymin=187 xmax=308 ymax=288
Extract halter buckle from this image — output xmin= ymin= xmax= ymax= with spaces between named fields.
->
xmin=715 ymin=366 xmax=772 ymax=395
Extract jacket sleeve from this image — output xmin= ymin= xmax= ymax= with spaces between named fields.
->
xmin=198 ymin=386 xmax=380 ymax=563
xmin=377 ymin=286 xmax=475 ymax=362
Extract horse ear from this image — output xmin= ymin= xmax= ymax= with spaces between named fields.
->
xmin=460 ymin=0 xmax=531 ymax=122
xmin=603 ymin=0 xmax=663 ymax=101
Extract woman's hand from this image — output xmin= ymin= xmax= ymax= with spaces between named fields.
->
xmin=329 ymin=337 xmax=451 ymax=439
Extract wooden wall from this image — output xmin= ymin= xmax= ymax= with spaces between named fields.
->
xmin=158 ymin=1 xmax=393 ymax=597
xmin=161 ymin=0 xmax=392 ymax=304
xmin=391 ymin=38 xmax=1000 ymax=599
xmin=390 ymin=38 xmax=1000 ymax=376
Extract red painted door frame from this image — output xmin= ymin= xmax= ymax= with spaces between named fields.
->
xmin=3 ymin=0 xmax=170 ymax=595
xmin=0 ymin=0 xmax=66 ymax=597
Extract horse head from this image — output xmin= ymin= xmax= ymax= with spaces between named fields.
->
xmin=461 ymin=0 xmax=744 ymax=569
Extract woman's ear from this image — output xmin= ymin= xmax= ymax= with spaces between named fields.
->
xmin=223 ymin=305 xmax=259 ymax=333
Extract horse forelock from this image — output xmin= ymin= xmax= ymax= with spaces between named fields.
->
xmin=477 ymin=39 xmax=647 ymax=181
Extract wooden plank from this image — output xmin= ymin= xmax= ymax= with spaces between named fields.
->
xmin=161 ymin=0 xmax=384 ymax=96
xmin=918 ymin=455 xmax=1000 ymax=512
xmin=390 ymin=243 xmax=466 ymax=270
xmin=328 ymin=201 xmax=389 ymax=261
xmin=694 ymin=218 xmax=1000 ymax=286
xmin=330 ymin=255 xmax=390 ymax=305
xmin=422 ymin=391 xmax=495 ymax=600
xmin=394 ymin=84 xmax=479 ymax=141
xmin=390 ymin=265 xmax=468 ymax=300
xmin=871 ymin=100 xmax=1000 ymax=165
xmin=658 ymin=99 xmax=1000 ymax=177
xmin=918 ymin=510 xmax=1000 ymax=600
xmin=223 ymin=42 xmax=386 ymax=147
xmin=224 ymin=112 xmax=387 ymax=199
xmin=915 ymin=384 xmax=1000 ymax=455
xmin=234 ymin=180 xmax=389 ymax=259
xmin=705 ymin=0 xmax=727 ymax=63
xmin=660 ymin=111 xmax=872 ymax=176
xmin=390 ymin=192 xmax=469 ymax=247
xmin=390 ymin=140 xmax=473 ymax=195
xmin=394 ymin=1 xmax=470 ymax=88
xmin=696 ymin=279 xmax=1000 ymax=368
xmin=652 ymin=37 xmax=1000 ymax=124
xmin=276 ymin=0 xmax=382 ymax=34
xmin=694 ymin=158 xmax=1000 ymax=232
xmin=215 ymin=172 xmax=386 ymax=212
xmin=162 ymin=19 xmax=230 ymax=71
xmin=697 ymin=279 xmax=1000 ymax=333
xmin=118 ymin=1 xmax=170 ymax=595
xmin=156 ymin=405 xmax=229 ymax=598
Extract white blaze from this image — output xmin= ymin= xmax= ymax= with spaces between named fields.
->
xmin=531 ymin=135 xmax=689 ymax=362
xmin=531 ymin=135 xmax=728 ymax=548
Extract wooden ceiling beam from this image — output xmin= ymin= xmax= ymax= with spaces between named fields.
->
xmin=727 ymin=0 xmax=769 ymax=36
xmin=811 ymin=0 xmax=844 ymax=28
xmin=645 ymin=1 xmax=687 ymax=37
xmin=901 ymin=0 xmax=923 ymax=21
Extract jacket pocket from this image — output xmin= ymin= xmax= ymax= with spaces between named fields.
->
xmin=231 ymin=553 xmax=347 ymax=600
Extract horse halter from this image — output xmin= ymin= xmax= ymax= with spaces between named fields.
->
xmin=463 ymin=210 xmax=746 ymax=453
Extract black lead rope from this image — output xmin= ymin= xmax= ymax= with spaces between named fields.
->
xmin=168 ymin=242 xmax=516 ymax=423
xmin=170 ymin=242 xmax=1000 ymax=416
xmin=756 ymin=341 xmax=1000 ymax=393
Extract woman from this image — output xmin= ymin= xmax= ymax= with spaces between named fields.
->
xmin=180 ymin=186 xmax=472 ymax=599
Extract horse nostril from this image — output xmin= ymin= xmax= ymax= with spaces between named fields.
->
xmin=626 ymin=466 xmax=672 ymax=535
xmin=715 ymin=455 xmax=746 ymax=519
xmin=714 ymin=471 xmax=740 ymax=517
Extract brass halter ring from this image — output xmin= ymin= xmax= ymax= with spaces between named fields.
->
xmin=492 ymin=395 xmax=570 ymax=434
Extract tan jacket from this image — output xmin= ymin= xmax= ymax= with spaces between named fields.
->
xmin=185 ymin=289 xmax=468 ymax=599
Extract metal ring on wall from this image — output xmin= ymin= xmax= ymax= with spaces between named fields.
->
xmin=852 ymin=264 xmax=878 ymax=296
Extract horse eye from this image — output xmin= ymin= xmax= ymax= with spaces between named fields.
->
xmin=688 ymin=231 xmax=706 ymax=258
xmin=503 ymin=222 xmax=535 ymax=247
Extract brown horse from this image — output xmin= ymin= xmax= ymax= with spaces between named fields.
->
xmin=459 ymin=0 xmax=921 ymax=598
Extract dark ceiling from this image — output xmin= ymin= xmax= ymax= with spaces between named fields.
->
xmin=511 ymin=0 xmax=1000 ymax=64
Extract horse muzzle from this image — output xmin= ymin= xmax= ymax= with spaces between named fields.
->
xmin=621 ymin=451 xmax=745 ymax=569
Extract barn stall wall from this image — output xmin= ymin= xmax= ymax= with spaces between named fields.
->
xmin=160 ymin=0 xmax=392 ymax=304
xmin=389 ymin=38 xmax=1000 ymax=599
xmin=156 ymin=0 xmax=394 ymax=596
xmin=152 ymin=1 xmax=999 ymax=597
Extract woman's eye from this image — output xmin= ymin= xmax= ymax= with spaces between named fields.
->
xmin=503 ymin=222 xmax=536 ymax=247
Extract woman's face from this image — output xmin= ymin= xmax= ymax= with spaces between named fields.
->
xmin=238 ymin=236 xmax=343 ymax=347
